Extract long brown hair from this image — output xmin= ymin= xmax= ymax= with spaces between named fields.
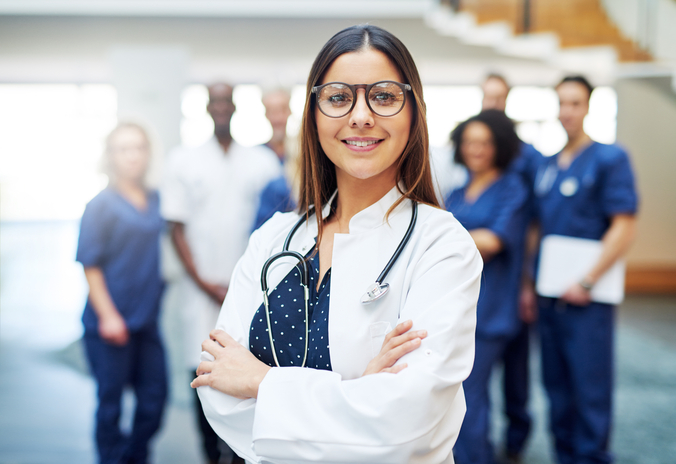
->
xmin=297 ymin=25 xmax=438 ymax=239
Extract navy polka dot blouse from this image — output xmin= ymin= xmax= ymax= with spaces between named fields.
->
xmin=249 ymin=244 xmax=332 ymax=370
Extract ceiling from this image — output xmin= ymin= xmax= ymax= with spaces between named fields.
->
xmin=0 ymin=2 xmax=565 ymax=86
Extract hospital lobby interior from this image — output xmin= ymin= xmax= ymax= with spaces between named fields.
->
xmin=1 ymin=1 xmax=675 ymax=463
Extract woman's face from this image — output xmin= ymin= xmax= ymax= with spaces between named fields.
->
xmin=109 ymin=127 xmax=150 ymax=184
xmin=315 ymin=48 xmax=412 ymax=187
xmin=460 ymin=121 xmax=497 ymax=175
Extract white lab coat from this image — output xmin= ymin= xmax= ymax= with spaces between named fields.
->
xmin=197 ymin=186 xmax=482 ymax=464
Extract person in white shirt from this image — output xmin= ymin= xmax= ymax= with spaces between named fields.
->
xmin=190 ymin=26 xmax=482 ymax=464
xmin=161 ymin=82 xmax=281 ymax=464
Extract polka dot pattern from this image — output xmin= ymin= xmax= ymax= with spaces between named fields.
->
xmin=249 ymin=244 xmax=332 ymax=370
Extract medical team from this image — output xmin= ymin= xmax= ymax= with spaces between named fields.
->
xmin=77 ymin=25 xmax=637 ymax=464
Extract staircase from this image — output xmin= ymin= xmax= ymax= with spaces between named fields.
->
xmin=459 ymin=0 xmax=651 ymax=62
xmin=426 ymin=0 xmax=674 ymax=87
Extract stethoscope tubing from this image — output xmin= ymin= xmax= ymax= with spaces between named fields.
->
xmin=375 ymin=200 xmax=417 ymax=285
xmin=259 ymin=200 xmax=417 ymax=367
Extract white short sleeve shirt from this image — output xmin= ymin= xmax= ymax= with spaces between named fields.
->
xmin=162 ymin=136 xmax=282 ymax=366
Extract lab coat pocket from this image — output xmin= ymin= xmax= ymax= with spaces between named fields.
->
xmin=369 ymin=321 xmax=393 ymax=358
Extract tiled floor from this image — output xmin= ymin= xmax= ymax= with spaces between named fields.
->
xmin=1 ymin=221 xmax=674 ymax=464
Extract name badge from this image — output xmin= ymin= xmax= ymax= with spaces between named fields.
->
xmin=560 ymin=177 xmax=579 ymax=197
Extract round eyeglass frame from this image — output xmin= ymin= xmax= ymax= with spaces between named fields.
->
xmin=311 ymin=80 xmax=412 ymax=118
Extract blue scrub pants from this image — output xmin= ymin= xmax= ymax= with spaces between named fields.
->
xmin=84 ymin=327 xmax=168 ymax=464
xmin=538 ymin=298 xmax=614 ymax=464
xmin=501 ymin=322 xmax=532 ymax=456
xmin=455 ymin=336 xmax=509 ymax=464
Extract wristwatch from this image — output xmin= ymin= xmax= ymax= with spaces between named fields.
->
xmin=579 ymin=278 xmax=594 ymax=291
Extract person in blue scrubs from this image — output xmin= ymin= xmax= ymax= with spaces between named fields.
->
xmin=481 ymin=74 xmax=543 ymax=463
xmin=77 ymin=123 xmax=167 ymax=464
xmin=447 ymin=110 xmax=529 ymax=464
xmin=253 ymin=175 xmax=296 ymax=230
xmin=533 ymin=76 xmax=638 ymax=464
xmin=253 ymin=88 xmax=297 ymax=231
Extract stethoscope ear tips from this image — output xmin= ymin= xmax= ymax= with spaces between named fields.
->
xmin=361 ymin=282 xmax=390 ymax=304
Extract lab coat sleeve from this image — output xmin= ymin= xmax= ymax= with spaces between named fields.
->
xmin=251 ymin=221 xmax=482 ymax=463
xmin=197 ymin=213 xmax=298 ymax=463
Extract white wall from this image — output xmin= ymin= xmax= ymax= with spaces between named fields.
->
xmin=616 ymin=78 xmax=676 ymax=265
xmin=603 ymin=0 xmax=676 ymax=62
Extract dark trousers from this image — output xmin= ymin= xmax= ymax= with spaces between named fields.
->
xmin=84 ymin=328 xmax=168 ymax=464
xmin=192 ymin=371 xmax=244 ymax=464
xmin=538 ymin=298 xmax=614 ymax=464
xmin=455 ymin=336 xmax=509 ymax=464
xmin=501 ymin=322 xmax=532 ymax=455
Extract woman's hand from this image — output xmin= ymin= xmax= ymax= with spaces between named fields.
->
xmin=98 ymin=311 xmax=129 ymax=346
xmin=362 ymin=320 xmax=427 ymax=376
xmin=191 ymin=330 xmax=271 ymax=399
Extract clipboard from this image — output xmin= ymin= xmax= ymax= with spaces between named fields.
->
xmin=536 ymin=235 xmax=625 ymax=305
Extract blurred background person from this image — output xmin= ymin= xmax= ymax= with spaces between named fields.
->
xmin=533 ymin=75 xmax=638 ymax=464
xmin=261 ymin=87 xmax=292 ymax=163
xmin=446 ymin=110 xmax=527 ymax=464
xmin=481 ymin=73 xmax=542 ymax=463
xmin=76 ymin=123 xmax=167 ymax=464
xmin=253 ymin=87 xmax=298 ymax=230
xmin=161 ymin=82 xmax=281 ymax=464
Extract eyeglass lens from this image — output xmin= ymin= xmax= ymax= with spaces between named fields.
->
xmin=316 ymin=82 xmax=406 ymax=118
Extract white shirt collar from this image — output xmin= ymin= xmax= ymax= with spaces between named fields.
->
xmin=315 ymin=186 xmax=407 ymax=230
xmin=348 ymin=185 xmax=408 ymax=234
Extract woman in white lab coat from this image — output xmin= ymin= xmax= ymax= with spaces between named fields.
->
xmin=191 ymin=25 xmax=482 ymax=464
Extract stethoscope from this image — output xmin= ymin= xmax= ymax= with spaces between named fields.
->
xmin=259 ymin=200 xmax=418 ymax=367
xmin=535 ymin=151 xmax=596 ymax=198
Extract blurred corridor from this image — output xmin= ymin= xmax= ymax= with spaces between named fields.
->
xmin=1 ymin=1 xmax=676 ymax=463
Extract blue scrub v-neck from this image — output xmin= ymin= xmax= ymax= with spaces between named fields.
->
xmin=534 ymin=141 xmax=638 ymax=240
xmin=249 ymin=244 xmax=332 ymax=370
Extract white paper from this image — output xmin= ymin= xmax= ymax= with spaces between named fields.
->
xmin=536 ymin=234 xmax=625 ymax=305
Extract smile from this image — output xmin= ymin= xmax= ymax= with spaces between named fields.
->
xmin=344 ymin=140 xmax=381 ymax=147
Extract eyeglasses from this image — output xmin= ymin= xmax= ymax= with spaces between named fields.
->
xmin=312 ymin=81 xmax=412 ymax=118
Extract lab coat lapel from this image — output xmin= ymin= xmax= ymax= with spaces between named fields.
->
xmin=329 ymin=188 xmax=413 ymax=379
xmin=261 ymin=192 xmax=336 ymax=295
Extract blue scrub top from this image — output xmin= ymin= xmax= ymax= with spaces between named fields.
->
xmin=510 ymin=142 xmax=544 ymax=220
xmin=253 ymin=175 xmax=296 ymax=231
xmin=446 ymin=173 xmax=528 ymax=338
xmin=534 ymin=141 xmax=638 ymax=240
xmin=511 ymin=142 xmax=543 ymax=184
xmin=250 ymin=244 xmax=332 ymax=370
xmin=76 ymin=187 xmax=165 ymax=333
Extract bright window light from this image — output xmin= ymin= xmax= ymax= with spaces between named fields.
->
xmin=231 ymin=84 xmax=271 ymax=147
xmin=178 ymin=83 xmax=618 ymax=159
xmin=424 ymin=86 xmax=482 ymax=147
xmin=180 ymin=84 xmax=213 ymax=148
xmin=0 ymin=84 xmax=117 ymax=221
xmin=506 ymin=86 xmax=559 ymax=122
xmin=180 ymin=84 xmax=307 ymax=149
xmin=585 ymin=86 xmax=617 ymax=144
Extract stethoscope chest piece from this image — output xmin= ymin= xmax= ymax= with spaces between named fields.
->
xmin=361 ymin=282 xmax=390 ymax=304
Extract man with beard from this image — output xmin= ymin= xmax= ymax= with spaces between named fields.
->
xmin=162 ymin=83 xmax=281 ymax=464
